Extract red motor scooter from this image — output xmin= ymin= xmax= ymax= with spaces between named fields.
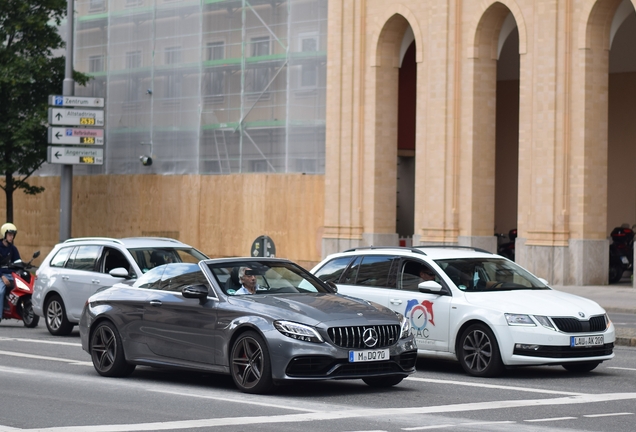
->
xmin=1 ymin=251 xmax=40 ymax=327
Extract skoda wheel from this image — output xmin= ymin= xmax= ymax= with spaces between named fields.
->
xmin=457 ymin=323 xmax=504 ymax=377
xmin=230 ymin=331 xmax=275 ymax=394
xmin=45 ymin=294 xmax=73 ymax=336
xmin=90 ymin=321 xmax=136 ymax=377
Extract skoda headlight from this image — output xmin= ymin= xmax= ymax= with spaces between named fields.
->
xmin=274 ymin=320 xmax=324 ymax=343
xmin=505 ymin=314 xmax=536 ymax=326
xmin=397 ymin=313 xmax=411 ymax=339
xmin=534 ymin=315 xmax=556 ymax=331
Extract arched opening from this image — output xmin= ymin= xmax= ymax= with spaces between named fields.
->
xmin=495 ymin=14 xmax=520 ymax=259
xmin=397 ymin=38 xmax=417 ymax=243
xmin=608 ymin=0 xmax=636 ymax=283
xmin=364 ymin=14 xmax=414 ymax=247
xmin=463 ymin=3 xmax=516 ymax=253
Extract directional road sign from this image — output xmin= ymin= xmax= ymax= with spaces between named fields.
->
xmin=47 ymin=146 xmax=103 ymax=165
xmin=48 ymin=108 xmax=104 ymax=127
xmin=48 ymin=127 xmax=104 ymax=145
xmin=49 ymin=95 xmax=105 ymax=108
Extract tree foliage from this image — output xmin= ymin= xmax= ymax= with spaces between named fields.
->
xmin=0 ymin=0 xmax=88 ymax=222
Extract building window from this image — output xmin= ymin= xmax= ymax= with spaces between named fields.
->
xmin=89 ymin=0 xmax=106 ymax=12
xmin=205 ymin=42 xmax=225 ymax=101
xmin=126 ymin=51 xmax=142 ymax=69
xmin=165 ymin=46 xmax=182 ymax=100
xmin=248 ymin=36 xmax=270 ymax=95
xmin=299 ymin=34 xmax=318 ymax=88
xmin=250 ymin=159 xmax=268 ymax=173
xmin=89 ymin=55 xmax=104 ymax=73
xmin=125 ymin=51 xmax=142 ymax=103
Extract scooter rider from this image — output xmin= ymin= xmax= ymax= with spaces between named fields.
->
xmin=0 ymin=223 xmax=20 ymax=321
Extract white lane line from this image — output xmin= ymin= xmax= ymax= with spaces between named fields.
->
xmin=0 ymin=350 xmax=92 ymax=366
xmin=608 ymin=366 xmax=636 ymax=371
xmin=147 ymin=389 xmax=322 ymax=413
xmin=407 ymin=376 xmax=585 ymax=396
xmin=583 ymin=412 xmax=634 ymax=418
xmin=524 ymin=416 xmax=577 ymax=422
xmin=18 ymin=393 xmax=636 ymax=432
xmin=403 ymin=421 xmax=516 ymax=430
xmin=0 ymin=337 xmax=81 ymax=347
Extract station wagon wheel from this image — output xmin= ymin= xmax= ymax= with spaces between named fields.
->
xmin=230 ymin=331 xmax=275 ymax=394
xmin=90 ymin=321 xmax=136 ymax=377
xmin=562 ymin=361 xmax=600 ymax=373
xmin=457 ymin=323 xmax=504 ymax=377
xmin=44 ymin=294 xmax=74 ymax=336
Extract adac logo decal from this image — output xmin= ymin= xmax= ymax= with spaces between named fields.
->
xmin=404 ymin=299 xmax=435 ymax=338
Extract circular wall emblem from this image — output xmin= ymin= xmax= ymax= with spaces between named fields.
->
xmin=362 ymin=328 xmax=379 ymax=348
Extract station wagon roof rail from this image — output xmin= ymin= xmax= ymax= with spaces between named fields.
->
xmin=63 ymin=237 xmax=124 ymax=245
xmin=121 ymin=237 xmax=182 ymax=243
xmin=343 ymin=246 xmax=427 ymax=255
xmin=414 ymin=245 xmax=493 ymax=254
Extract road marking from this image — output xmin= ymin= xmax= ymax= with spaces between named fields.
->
xmin=403 ymin=421 xmax=515 ymax=430
xmin=147 ymin=389 xmax=322 ymax=413
xmin=407 ymin=376 xmax=586 ymax=396
xmin=583 ymin=412 xmax=634 ymax=418
xmin=524 ymin=416 xmax=577 ymax=422
xmin=12 ymin=393 xmax=636 ymax=431
xmin=0 ymin=337 xmax=81 ymax=347
xmin=0 ymin=350 xmax=92 ymax=366
xmin=608 ymin=366 xmax=636 ymax=371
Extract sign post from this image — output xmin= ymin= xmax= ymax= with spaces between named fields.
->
xmin=47 ymin=147 xmax=103 ymax=165
xmin=48 ymin=127 xmax=104 ymax=145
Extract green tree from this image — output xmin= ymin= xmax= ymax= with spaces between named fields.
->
xmin=0 ymin=0 xmax=88 ymax=223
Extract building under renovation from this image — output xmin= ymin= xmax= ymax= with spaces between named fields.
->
xmin=13 ymin=0 xmax=636 ymax=286
xmin=39 ymin=0 xmax=327 ymax=177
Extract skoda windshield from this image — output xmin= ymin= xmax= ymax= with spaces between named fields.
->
xmin=434 ymin=258 xmax=549 ymax=292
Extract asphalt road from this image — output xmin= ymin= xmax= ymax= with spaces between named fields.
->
xmin=1 ymin=321 xmax=636 ymax=432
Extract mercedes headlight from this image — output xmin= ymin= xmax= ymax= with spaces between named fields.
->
xmin=397 ymin=313 xmax=411 ymax=339
xmin=274 ymin=320 xmax=324 ymax=343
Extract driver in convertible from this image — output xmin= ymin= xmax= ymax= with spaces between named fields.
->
xmin=235 ymin=266 xmax=261 ymax=295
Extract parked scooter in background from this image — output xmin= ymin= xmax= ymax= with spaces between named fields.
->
xmin=1 ymin=251 xmax=40 ymax=327
xmin=496 ymin=228 xmax=517 ymax=261
xmin=608 ymin=225 xmax=634 ymax=284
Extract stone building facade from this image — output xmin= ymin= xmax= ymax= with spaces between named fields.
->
xmin=322 ymin=0 xmax=636 ymax=286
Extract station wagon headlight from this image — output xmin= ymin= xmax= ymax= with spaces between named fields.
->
xmin=274 ymin=320 xmax=324 ymax=343
xmin=505 ymin=314 xmax=536 ymax=326
xmin=604 ymin=314 xmax=612 ymax=330
xmin=397 ymin=313 xmax=411 ymax=339
xmin=533 ymin=315 xmax=556 ymax=331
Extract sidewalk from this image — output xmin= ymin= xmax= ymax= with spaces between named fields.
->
xmin=552 ymin=281 xmax=636 ymax=347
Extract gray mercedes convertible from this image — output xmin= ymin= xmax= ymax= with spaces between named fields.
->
xmin=79 ymin=258 xmax=417 ymax=393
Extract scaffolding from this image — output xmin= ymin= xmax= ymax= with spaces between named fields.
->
xmin=39 ymin=0 xmax=327 ymax=176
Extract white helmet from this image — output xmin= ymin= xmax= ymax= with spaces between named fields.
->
xmin=1 ymin=223 xmax=17 ymax=239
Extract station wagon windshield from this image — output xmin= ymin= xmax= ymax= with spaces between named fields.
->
xmin=434 ymin=258 xmax=549 ymax=292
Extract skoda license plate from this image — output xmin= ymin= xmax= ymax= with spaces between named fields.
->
xmin=349 ymin=348 xmax=389 ymax=363
xmin=571 ymin=335 xmax=604 ymax=347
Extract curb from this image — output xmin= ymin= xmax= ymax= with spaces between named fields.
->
xmin=615 ymin=336 xmax=636 ymax=347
